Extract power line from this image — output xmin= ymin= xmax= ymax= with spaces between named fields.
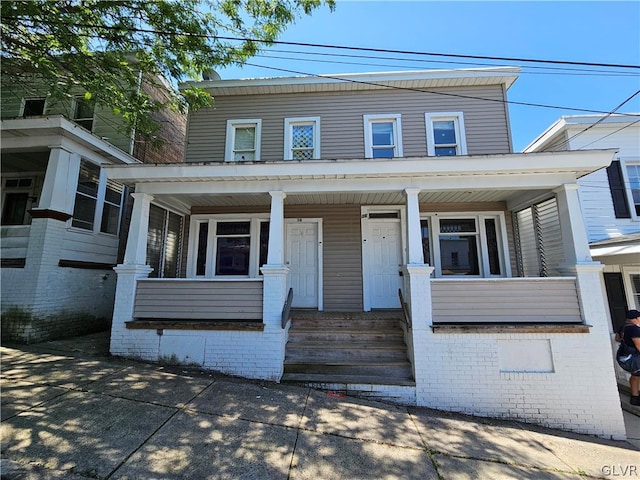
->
xmin=5 ymin=18 xmax=639 ymax=71
xmin=552 ymin=91 xmax=640 ymax=150
xmin=253 ymin=52 xmax=638 ymax=78
xmin=242 ymin=61 xmax=640 ymax=116
xmin=577 ymin=118 xmax=640 ymax=150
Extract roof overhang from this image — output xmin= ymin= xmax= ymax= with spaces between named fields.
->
xmin=179 ymin=67 xmax=520 ymax=96
xmin=523 ymin=113 xmax=640 ymax=153
xmin=0 ymin=116 xmax=140 ymax=165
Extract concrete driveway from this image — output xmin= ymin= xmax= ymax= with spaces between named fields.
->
xmin=1 ymin=332 xmax=639 ymax=479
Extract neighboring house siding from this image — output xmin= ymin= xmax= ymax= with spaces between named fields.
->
xmin=185 ymin=85 xmax=511 ymax=162
xmin=567 ymin=125 xmax=640 ymax=242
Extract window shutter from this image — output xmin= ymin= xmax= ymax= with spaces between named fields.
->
xmin=162 ymin=212 xmax=183 ymax=278
xmin=146 ymin=204 xmax=166 ymax=278
xmin=606 ymin=160 xmax=631 ymax=218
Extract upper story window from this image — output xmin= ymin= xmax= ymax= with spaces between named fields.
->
xmin=21 ymin=98 xmax=46 ymax=117
xmin=1 ymin=177 xmax=36 ymax=226
xmin=421 ymin=213 xmax=509 ymax=278
xmin=363 ymin=114 xmax=403 ymax=158
xmin=72 ymin=159 xmax=124 ymax=235
xmin=284 ymin=117 xmax=320 ymax=160
xmin=72 ymin=96 xmax=95 ymax=131
xmin=625 ymin=161 xmax=640 ymax=217
xmin=225 ymin=119 xmax=262 ymax=161
xmin=607 ymin=158 xmax=640 ymax=219
xmin=425 ymin=112 xmax=468 ymax=156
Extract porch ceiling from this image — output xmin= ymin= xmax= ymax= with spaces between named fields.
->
xmin=155 ymin=188 xmax=537 ymax=210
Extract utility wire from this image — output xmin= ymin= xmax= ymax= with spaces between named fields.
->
xmin=5 ymin=18 xmax=639 ymax=70
xmin=253 ymin=52 xmax=638 ymax=77
xmin=551 ymin=90 xmax=640 ymax=151
xmin=577 ymin=118 xmax=640 ymax=150
xmin=258 ymin=48 xmax=639 ymax=77
xmin=242 ymin=61 xmax=640 ymax=116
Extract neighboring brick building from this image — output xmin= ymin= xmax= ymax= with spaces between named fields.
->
xmin=1 ymin=71 xmax=186 ymax=343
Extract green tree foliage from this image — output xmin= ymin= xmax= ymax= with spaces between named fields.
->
xmin=1 ymin=0 xmax=334 ymax=137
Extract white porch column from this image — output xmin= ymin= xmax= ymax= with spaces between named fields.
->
xmin=554 ymin=183 xmax=591 ymax=266
xmin=266 ymin=191 xmax=286 ymax=265
xmin=123 ymin=192 xmax=154 ymax=265
xmin=404 ymin=188 xmax=425 ymax=265
xmin=403 ymin=264 xmax=435 ymax=408
xmin=36 ymin=147 xmax=81 ymax=215
xmin=111 ymin=192 xmax=154 ymax=356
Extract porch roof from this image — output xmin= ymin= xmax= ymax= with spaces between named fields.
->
xmin=104 ymin=149 xmax=615 ymax=213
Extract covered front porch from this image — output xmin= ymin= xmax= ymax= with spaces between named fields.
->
xmin=105 ymin=150 xmax=627 ymax=438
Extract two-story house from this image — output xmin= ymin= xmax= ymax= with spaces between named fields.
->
xmin=0 ymin=73 xmax=186 ymax=343
xmin=105 ymin=68 xmax=626 ymax=439
xmin=524 ymin=114 xmax=640 ymax=392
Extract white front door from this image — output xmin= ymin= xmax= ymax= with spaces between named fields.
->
xmin=364 ymin=217 xmax=402 ymax=309
xmin=286 ymin=222 xmax=319 ymax=308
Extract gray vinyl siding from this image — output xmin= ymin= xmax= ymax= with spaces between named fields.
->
xmin=431 ymin=278 xmax=582 ymax=323
xmin=190 ymin=204 xmax=363 ymax=311
xmin=188 ymin=201 xmax=518 ymax=311
xmin=186 ymin=85 xmax=511 ymax=162
xmin=133 ymin=279 xmax=263 ymax=320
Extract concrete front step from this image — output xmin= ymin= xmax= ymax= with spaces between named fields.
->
xmin=290 ymin=318 xmax=403 ymax=330
xmin=281 ymin=373 xmax=416 ymax=387
xmin=285 ymin=310 xmax=413 ymax=385
xmin=283 ymin=362 xmax=413 ymax=378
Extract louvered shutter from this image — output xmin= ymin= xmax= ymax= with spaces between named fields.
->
xmin=606 ymin=160 xmax=631 ymax=218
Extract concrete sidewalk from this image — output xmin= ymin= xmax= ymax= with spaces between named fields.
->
xmin=1 ymin=333 xmax=639 ymax=479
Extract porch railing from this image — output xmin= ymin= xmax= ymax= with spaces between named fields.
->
xmin=398 ymin=288 xmax=411 ymax=329
xmin=281 ymin=287 xmax=293 ymax=329
xmin=133 ymin=279 xmax=263 ymax=321
xmin=431 ymin=277 xmax=582 ymax=324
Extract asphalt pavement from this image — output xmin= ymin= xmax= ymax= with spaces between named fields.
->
xmin=1 ymin=331 xmax=639 ymax=479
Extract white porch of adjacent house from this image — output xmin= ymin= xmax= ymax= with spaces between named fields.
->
xmin=106 ymin=149 xmax=627 ymax=439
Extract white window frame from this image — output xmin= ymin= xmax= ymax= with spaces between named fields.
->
xmin=425 ymin=112 xmax=468 ymax=156
xmin=622 ymin=266 xmax=640 ymax=310
xmin=20 ymin=97 xmax=47 ymax=117
xmin=1 ymin=175 xmax=37 ymax=226
xmin=71 ymin=95 xmax=95 ymax=131
xmin=187 ymin=214 xmax=270 ymax=278
xmin=620 ymin=156 xmax=640 ymax=221
xmin=225 ymin=119 xmax=262 ymax=162
xmin=363 ymin=114 xmax=403 ymax=158
xmin=70 ymin=160 xmax=124 ymax=236
xmin=421 ymin=212 xmax=511 ymax=278
xmin=284 ymin=116 xmax=321 ymax=160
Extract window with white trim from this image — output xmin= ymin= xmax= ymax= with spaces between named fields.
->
xmin=72 ymin=96 xmax=95 ymax=131
xmin=225 ymin=119 xmax=262 ymax=161
xmin=364 ymin=114 xmax=402 ymax=158
xmin=425 ymin=112 xmax=467 ymax=156
xmin=624 ymin=161 xmax=640 ymax=217
xmin=1 ymin=177 xmax=36 ymax=226
xmin=284 ymin=117 xmax=320 ymax=160
xmin=420 ymin=213 xmax=509 ymax=278
xmin=189 ymin=215 xmax=269 ymax=278
xmin=21 ymin=97 xmax=46 ymax=117
xmin=72 ymin=159 xmax=124 ymax=235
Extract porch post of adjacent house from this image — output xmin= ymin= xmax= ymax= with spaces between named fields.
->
xmin=110 ymin=192 xmax=154 ymax=355
xmin=260 ymin=191 xmax=289 ymax=380
xmin=403 ymin=188 xmax=435 ymax=406
xmin=24 ymin=147 xmax=81 ymax=316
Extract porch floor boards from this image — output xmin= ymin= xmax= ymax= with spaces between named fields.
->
xmin=282 ymin=310 xmax=414 ymax=386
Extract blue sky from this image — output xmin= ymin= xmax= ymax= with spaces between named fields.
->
xmin=217 ymin=1 xmax=640 ymax=152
